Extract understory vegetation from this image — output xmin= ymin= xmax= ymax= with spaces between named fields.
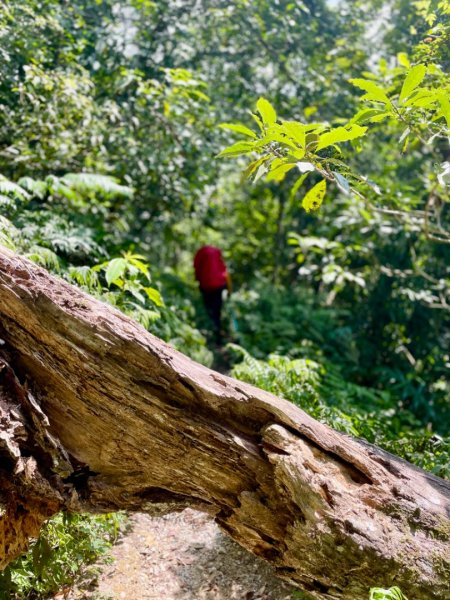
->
xmin=0 ymin=514 xmax=125 ymax=599
xmin=0 ymin=0 xmax=448 ymax=598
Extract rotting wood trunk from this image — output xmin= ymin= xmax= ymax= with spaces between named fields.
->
xmin=0 ymin=245 xmax=449 ymax=600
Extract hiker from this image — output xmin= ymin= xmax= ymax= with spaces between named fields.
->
xmin=194 ymin=245 xmax=231 ymax=342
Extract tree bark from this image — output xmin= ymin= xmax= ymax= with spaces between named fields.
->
xmin=0 ymin=245 xmax=449 ymax=600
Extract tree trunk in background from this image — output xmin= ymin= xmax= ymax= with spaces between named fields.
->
xmin=272 ymin=188 xmax=286 ymax=285
xmin=0 ymin=245 xmax=449 ymax=600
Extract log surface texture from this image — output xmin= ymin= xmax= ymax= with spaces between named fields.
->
xmin=0 ymin=245 xmax=449 ymax=599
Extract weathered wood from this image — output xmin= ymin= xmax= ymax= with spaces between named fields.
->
xmin=0 ymin=245 xmax=449 ymax=599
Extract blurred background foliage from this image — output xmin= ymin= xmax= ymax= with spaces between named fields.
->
xmin=0 ymin=0 xmax=448 ymax=597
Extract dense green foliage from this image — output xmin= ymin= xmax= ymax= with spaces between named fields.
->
xmin=0 ymin=513 xmax=124 ymax=599
xmin=0 ymin=0 xmax=449 ymax=597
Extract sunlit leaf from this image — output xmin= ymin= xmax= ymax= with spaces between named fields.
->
xmin=253 ymin=162 xmax=268 ymax=183
xmin=302 ymin=179 xmax=327 ymax=212
xmin=351 ymin=108 xmax=386 ymax=124
xmin=217 ymin=141 xmax=255 ymax=157
xmin=250 ymin=111 xmax=264 ymax=131
xmin=127 ymin=257 xmax=151 ymax=280
xmin=399 ymin=127 xmax=410 ymax=145
xmin=397 ymin=52 xmax=410 ymax=68
xmin=243 ymin=156 xmax=270 ymax=179
xmin=281 ymin=121 xmax=307 ymax=148
xmin=219 ymin=123 xmax=257 ymax=138
xmin=369 ymin=112 xmax=392 ymax=122
xmin=304 ymin=105 xmax=318 ymax=118
xmin=266 ymin=163 xmax=296 ymax=182
xmin=438 ymin=92 xmax=450 ymax=128
xmin=105 ymin=258 xmax=127 ymax=286
xmin=256 ymin=97 xmax=277 ymax=126
xmin=349 ymin=78 xmax=390 ymax=104
xmin=289 ymin=172 xmax=311 ymax=201
xmin=316 ymin=125 xmax=367 ymax=151
xmin=399 ymin=64 xmax=427 ymax=102
xmin=144 ymin=287 xmax=164 ymax=306
xmin=305 ymin=132 xmax=320 ymax=151
xmin=255 ymin=127 xmax=297 ymax=149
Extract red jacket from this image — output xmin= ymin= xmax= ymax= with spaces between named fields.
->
xmin=194 ymin=246 xmax=228 ymax=291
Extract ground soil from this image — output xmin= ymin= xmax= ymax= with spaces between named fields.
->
xmin=72 ymin=510 xmax=297 ymax=600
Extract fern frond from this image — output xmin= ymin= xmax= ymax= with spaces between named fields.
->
xmin=18 ymin=176 xmax=48 ymax=199
xmin=48 ymin=233 xmax=101 ymax=257
xmin=131 ymin=305 xmax=161 ymax=329
xmin=0 ymin=215 xmax=18 ymax=249
xmin=228 ymin=343 xmax=265 ymax=376
xmin=25 ymin=246 xmax=60 ymax=271
xmin=45 ymin=176 xmax=79 ymax=201
xmin=61 ymin=173 xmax=134 ymax=198
xmin=0 ymin=176 xmax=31 ymax=201
xmin=68 ymin=266 xmax=99 ymax=290
xmin=0 ymin=194 xmax=17 ymax=209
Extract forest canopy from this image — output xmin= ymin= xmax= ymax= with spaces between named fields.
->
xmin=0 ymin=0 xmax=449 ymax=598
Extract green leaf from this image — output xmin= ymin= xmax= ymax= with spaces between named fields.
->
xmin=243 ymin=156 xmax=270 ymax=179
xmin=289 ymin=172 xmax=311 ymax=201
xmin=438 ymin=92 xmax=450 ymax=128
xmin=333 ymin=172 xmax=351 ymax=195
xmin=399 ymin=64 xmax=427 ymax=102
xmin=316 ymin=125 xmax=367 ymax=151
xmin=351 ymin=108 xmax=386 ymax=124
xmin=217 ymin=141 xmax=255 ymax=158
xmin=404 ymin=90 xmax=437 ymax=108
xmin=289 ymin=148 xmax=306 ymax=160
xmin=399 ymin=127 xmax=410 ymax=145
xmin=304 ymin=105 xmax=317 ymax=118
xmin=255 ymin=128 xmax=298 ymax=150
xmin=302 ymin=179 xmax=327 ymax=212
xmin=253 ymin=162 xmax=268 ymax=183
xmin=125 ymin=283 xmax=146 ymax=304
xmin=144 ymin=286 xmax=164 ymax=306
xmin=397 ymin=52 xmax=410 ymax=68
xmin=256 ymin=98 xmax=277 ymax=126
xmin=105 ymin=258 xmax=127 ymax=286
xmin=126 ymin=254 xmax=151 ymax=280
xmin=349 ymin=78 xmax=391 ymax=104
xmin=305 ymin=132 xmax=320 ymax=151
xmin=219 ymin=123 xmax=257 ymax=138
xmin=369 ymin=112 xmax=392 ymax=123
xmin=266 ymin=163 xmax=296 ymax=182
xmin=281 ymin=121 xmax=307 ymax=148
xmin=250 ymin=111 xmax=264 ymax=131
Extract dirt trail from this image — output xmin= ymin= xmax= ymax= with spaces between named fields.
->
xmin=85 ymin=510 xmax=297 ymax=600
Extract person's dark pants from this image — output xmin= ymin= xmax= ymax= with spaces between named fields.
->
xmin=201 ymin=286 xmax=226 ymax=341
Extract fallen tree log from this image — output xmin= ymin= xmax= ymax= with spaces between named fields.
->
xmin=0 ymin=245 xmax=449 ymax=599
